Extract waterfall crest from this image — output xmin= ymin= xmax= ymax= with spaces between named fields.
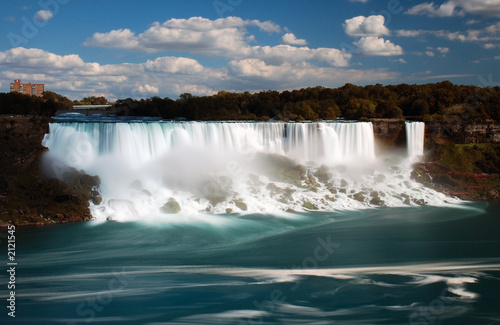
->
xmin=406 ymin=121 xmax=425 ymax=160
xmin=42 ymin=121 xmax=376 ymax=168
xmin=42 ymin=120 xmax=455 ymax=220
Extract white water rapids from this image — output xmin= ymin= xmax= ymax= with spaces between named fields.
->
xmin=41 ymin=120 xmax=459 ymax=221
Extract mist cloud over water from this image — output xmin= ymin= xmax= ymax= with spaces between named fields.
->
xmin=41 ymin=120 xmax=454 ymax=222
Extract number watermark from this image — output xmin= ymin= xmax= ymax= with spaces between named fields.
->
xmin=6 ymin=225 xmax=16 ymax=318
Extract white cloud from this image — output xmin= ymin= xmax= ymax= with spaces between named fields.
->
xmin=406 ymin=0 xmax=500 ymax=18
xmin=348 ymin=0 xmax=369 ymax=2
xmin=281 ymin=33 xmax=308 ymax=46
xmin=84 ymin=29 xmax=140 ymax=51
xmin=84 ymin=17 xmax=351 ymax=68
xmin=343 ymin=15 xmax=390 ymax=37
xmin=396 ymin=30 xmax=426 ymax=37
xmin=455 ymin=0 xmax=500 ymax=18
xmin=312 ymin=48 xmax=351 ymax=67
xmin=84 ymin=16 xmax=281 ymax=56
xmin=35 ymin=10 xmax=53 ymax=22
xmin=144 ymin=56 xmax=204 ymax=74
xmin=397 ymin=22 xmax=500 ymax=45
xmin=426 ymin=46 xmax=450 ymax=57
xmin=353 ymin=37 xmax=403 ymax=56
xmin=249 ymin=45 xmax=351 ymax=67
xmin=137 ymin=84 xmax=159 ymax=95
xmin=227 ymin=59 xmax=398 ymax=89
xmin=0 ymin=47 xmax=84 ymax=69
xmin=437 ymin=47 xmax=450 ymax=54
xmin=466 ymin=19 xmax=481 ymax=25
xmin=405 ymin=2 xmax=460 ymax=17
xmin=486 ymin=21 xmax=500 ymax=34
xmin=0 ymin=47 xmax=397 ymax=100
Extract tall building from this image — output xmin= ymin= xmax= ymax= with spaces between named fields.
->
xmin=10 ymin=79 xmax=45 ymax=97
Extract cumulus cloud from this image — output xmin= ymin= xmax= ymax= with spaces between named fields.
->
xmin=144 ymin=56 xmax=204 ymax=74
xmin=397 ymin=21 xmax=500 ymax=45
xmin=457 ymin=0 xmax=500 ymax=17
xmin=426 ymin=46 xmax=450 ymax=57
xmin=0 ymin=47 xmax=84 ymax=69
xmin=35 ymin=10 xmax=53 ymax=22
xmin=0 ymin=46 xmax=397 ymax=100
xmin=281 ymin=33 xmax=308 ymax=46
xmin=84 ymin=16 xmax=280 ymax=56
xmin=343 ymin=15 xmax=390 ymax=37
xmin=406 ymin=0 xmax=500 ymax=18
xmin=136 ymin=84 xmax=159 ymax=95
xmin=354 ymin=37 xmax=403 ymax=56
xmin=437 ymin=46 xmax=450 ymax=54
xmin=248 ymin=45 xmax=351 ymax=67
xmin=405 ymin=2 xmax=460 ymax=17
xmin=84 ymin=29 xmax=139 ymax=51
xmin=227 ymin=58 xmax=398 ymax=89
xmin=84 ymin=17 xmax=351 ymax=68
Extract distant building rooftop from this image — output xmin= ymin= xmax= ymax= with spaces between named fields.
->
xmin=10 ymin=79 xmax=45 ymax=97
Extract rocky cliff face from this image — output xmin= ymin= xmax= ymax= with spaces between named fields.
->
xmin=426 ymin=121 xmax=500 ymax=144
xmin=372 ymin=119 xmax=500 ymax=200
xmin=371 ymin=119 xmax=406 ymax=149
xmin=371 ymin=119 xmax=500 ymax=147
xmin=0 ymin=117 xmax=100 ymax=226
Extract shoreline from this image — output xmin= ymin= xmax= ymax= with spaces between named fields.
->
xmin=1 ymin=116 xmax=498 ymax=227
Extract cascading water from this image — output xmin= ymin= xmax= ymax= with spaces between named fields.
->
xmin=42 ymin=121 xmax=376 ymax=167
xmin=406 ymin=121 xmax=425 ymax=160
xmin=42 ymin=119 xmax=455 ymax=221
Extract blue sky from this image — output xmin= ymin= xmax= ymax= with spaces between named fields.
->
xmin=0 ymin=0 xmax=499 ymax=100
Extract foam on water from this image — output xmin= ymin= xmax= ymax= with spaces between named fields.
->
xmin=42 ymin=120 xmax=459 ymax=221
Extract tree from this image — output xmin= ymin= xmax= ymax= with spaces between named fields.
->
xmin=290 ymin=101 xmax=319 ymax=120
xmin=377 ymin=100 xmax=403 ymax=118
xmin=344 ymin=98 xmax=376 ymax=119
xmin=317 ymin=99 xmax=340 ymax=120
xmin=42 ymin=91 xmax=73 ymax=109
xmin=79 ymin=96 xmax=108 ymax=105
xmin=411 ymin=99 xmax=430 ymax=116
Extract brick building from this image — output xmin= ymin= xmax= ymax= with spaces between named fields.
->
xmin=10 ymin=79 xmax=45 ymax=97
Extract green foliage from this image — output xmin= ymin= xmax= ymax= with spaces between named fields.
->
xmin=0 ymin=91 xmax=73 ymax=116
xmin=376 ymin=100 xmax=403 ymax=118
xmin=344 ymin=98 xmax=376 ymax=119
xmin=435 ymin=143 xmax=500 ymax=173
xmin=78 ymin=96 xmax=109 ymax=105
xmin=1 ymin=82 xmax=500 ymax=121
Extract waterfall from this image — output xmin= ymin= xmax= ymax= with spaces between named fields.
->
xmin=406 ymin=121 xmax=425 ymax=160
xmin=42 ymin=121 xmax=376 ymax=169
xmin=41 ymin=119 xmax=455 ymax=219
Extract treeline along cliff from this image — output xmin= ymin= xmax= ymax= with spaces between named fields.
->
xmin=1 ymin=81 xmax=500 ymax=122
